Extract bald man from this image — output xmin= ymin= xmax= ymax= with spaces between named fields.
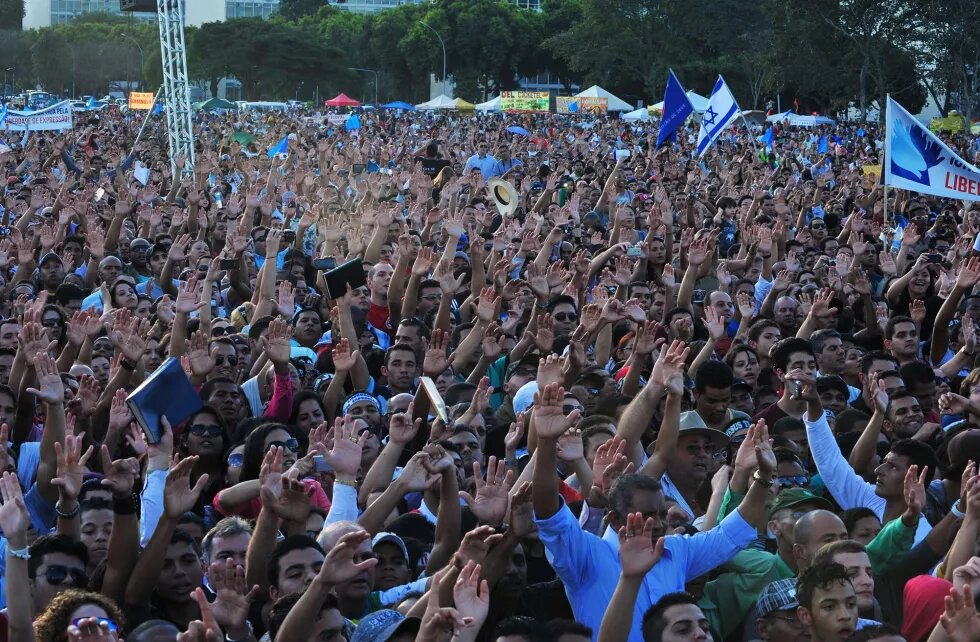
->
xmin=792 ymin=510 xmax=850 ymax=571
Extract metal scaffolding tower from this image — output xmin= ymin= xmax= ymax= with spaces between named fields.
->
xmin=155 ymin=0 xmax=195 ymax=180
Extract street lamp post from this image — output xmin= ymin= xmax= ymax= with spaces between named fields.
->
xmin=418 ymin=20 xmax=446 ymax=91
xmin=348 ymin=67 xmax=379 ymax=106
xmin=120 ymin=34 xmax=145 ymax=91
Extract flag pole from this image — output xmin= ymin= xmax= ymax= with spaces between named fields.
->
xmin=128 ymin=87 xmax=163 ymax=159
xmin=883 ymin=94 xmax=890 ymax=229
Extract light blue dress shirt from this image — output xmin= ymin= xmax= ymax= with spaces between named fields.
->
xmin=463 ymin=153 xmax=497 ymax=177
xmin=533 ymin=499 xmax=757 ymax=642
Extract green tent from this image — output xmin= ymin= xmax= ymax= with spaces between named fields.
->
xmin=197 ymin=97 xmax=238 ymax=111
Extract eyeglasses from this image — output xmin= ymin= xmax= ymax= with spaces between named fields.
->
xmin=72 ymin=618 xmax=118 ymax=632
xmin=41 ymin=318 xmax=60 ymax=328
xmin=810 ymin=223 xmax=826 ymax=229
xmin=562 ymin=405 xmax=584 ymax=415
xmin=227 ymin=453 xmax=244 ymax=467
xmin=188 ymin=424 xmax=223 ymax=438
xmin=214 ymin=354 xmax=239 ymax=367
xmin=777 ymin=475 xmax=810 ymax=489
xmin=212 ymin=326 xmax=232 ymax=336
xmin=42 ymin=565 xmax=87 ymax=586
xmin=554 ymin=313 xmax=578 ymax=322
xmin=267 ymin=438 xmax=299 ymax=453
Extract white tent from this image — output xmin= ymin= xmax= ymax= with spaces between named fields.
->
xmin=574 ymin=85 xmax=632 ymax=112
xmin=622 ymin=107 xmax=651 ymax=121
xmin=788 ymin=114 xmax=835 ymax=127
xmin=766 ymin=110 xmax=794 ymax=123
xmin=651 ymin=90 xmax=709 ymax=114
xmin=415 ymin=94 xmax=456 ymax=110
xmin=476 ymin=96 xmax=501 ymax=112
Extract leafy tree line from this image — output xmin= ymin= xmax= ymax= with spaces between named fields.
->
xmin=3 ymin=0 xmax=980 ymax=118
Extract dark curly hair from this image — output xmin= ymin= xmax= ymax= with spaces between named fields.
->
xmin=33 ymin=589 xmax=125 ymax=642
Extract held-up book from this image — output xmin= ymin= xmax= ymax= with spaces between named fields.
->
xmin=126 ymin=357 xmax=203 ymax=444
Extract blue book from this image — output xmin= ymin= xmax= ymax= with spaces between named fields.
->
xmin=126 ymin=357 xmax=203 ymax=443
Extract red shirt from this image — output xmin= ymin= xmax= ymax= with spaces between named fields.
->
xmin=368 ymin=302 xmax=393 ymax=338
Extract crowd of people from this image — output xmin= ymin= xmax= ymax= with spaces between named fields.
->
xmin=0 ymin=99 xmax=979 ymax=642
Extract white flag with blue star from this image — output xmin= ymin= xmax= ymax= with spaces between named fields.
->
xmin=696 ymin=76 xmax=741 ymax=157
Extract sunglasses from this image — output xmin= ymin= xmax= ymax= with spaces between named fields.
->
xmin=776 ymin=475 xmax=810 ymax=489
xmin=212 ymin=326 xmax=232 ymax=336
xmin=188 ymin=424 xmax=223 ymax=438
xmin=43 ymin=565 xmax=87 ymax=586
xmin=215 ymin=354 xmax=239 ymax=367
xmin=554 ymin=313 xmax=578 ymax=322
xmin=267 ymin=438 xmax=299 ymax=453
xmin=227 ymin=452 xmax=244 ymax=467
xmin=72 ymin=618 xmax=118 ymax=632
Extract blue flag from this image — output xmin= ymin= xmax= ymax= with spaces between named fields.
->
xmin=857 ymin=127 xmax=865 ymax=137
xmin=568 ymin=101 xmax=579 ymax=113
xmin=152 ymin=102 xmax=163 ymax=116
xmin=345 ymin=114 xmax=361 ymax=131
xmin=818 ymin=136 xmax=828 ymax=153
xmin=267 ymin=136 xmax=288 ymax=158
xmin=657 ymin=70 xmax=694 ymax=148
xmin=696 ymin=76 xmax=741 ymax=157
xmin=0 ymin=104 xmax=6 ymax=126
xmin=87 ymin=96 xmax=96 ymax=110
xmin=761 ymin=127 xmax=774 ymax=149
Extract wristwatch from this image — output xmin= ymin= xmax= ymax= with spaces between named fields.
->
xmin=752 ymin=470 xmax=774 ymax=487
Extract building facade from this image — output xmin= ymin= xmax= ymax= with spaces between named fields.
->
xmin=24 ymin=0 xmax=159 ymax=28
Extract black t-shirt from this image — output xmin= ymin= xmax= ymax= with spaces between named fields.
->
xmin=414 ymin=155 xmax=450 ymax=178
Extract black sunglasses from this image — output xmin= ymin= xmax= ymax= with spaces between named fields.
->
xmin=267 ymin=438 xmax=299 ymax=452
xmin=215 ymin=354 xmax=239 ymax=367
xmin=188 ymin=424 xmax=223 ymax=438
xmin=43 ymin=565 xmax=87 ymax=586
xmin=212 ymin=326 xmax=232 ymax=336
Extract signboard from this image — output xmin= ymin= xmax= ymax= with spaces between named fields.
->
xmin=128 ymin=92 xmax=155 ymax=110
xmin=557 ymin=96 xmax=608 ymax=115
xmin=4 ymin=101 xmax=73 ymax=131
xmin=500 ymin=91 xmax=549 ymax=113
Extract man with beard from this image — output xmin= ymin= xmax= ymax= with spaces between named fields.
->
xmin=532 ymin=382 xmax=775 ymax=641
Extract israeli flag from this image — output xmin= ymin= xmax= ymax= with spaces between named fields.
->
xmin=0 ymin=104 xmax=6 ymax=126
xmin=885 ymin=95 xmax=980 ymax=201
xmin=696 ymin=76 xmax=741 ymax=158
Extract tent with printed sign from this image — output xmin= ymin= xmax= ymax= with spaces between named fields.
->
xmin=476 ymin=96 xmax=501 ymax=112
xmin=766 ymin=110 xmax=794 ymax=123
xmin=623 ymin=107 xmax=651 ymax=121
xmin=574 ymin=85 xmax=632 ymax=112
xmin=788 ymin=114 xmax=835 ymax=127
xmin=651 ymin=90 xmax=709 ymax=114
xmin=324 ymin=93 xmax=361 ymax=108
xmin=415 ymin=95 xmax=457 ymax=110
xmin=197 ymin=97 xmax=237 ymax=111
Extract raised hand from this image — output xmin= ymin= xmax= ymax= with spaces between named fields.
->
xmin=0 ymin=472 xmax=29 ymax=539
xmin=940 ymin=584 xmax=980 ymax=642
xmin=164 ymin=456 xmax=209 ymax=519
xmin=532 ymin=383 xmax=581 ymax=440
xmin=259 ymin=446 xmax=311 ymax=522
xmin=26 ymin=351 xmax=64 ymax=404
xmin=557 ymin=427 xmax=585 ymax=463
xmin=263 ymin=317 xmax=294 ymax=367
xmin=324 ymin=415 xmax=367 ymax=479
xmin=751 ymin=420 xmax=776 ymax=478
xmin=423 ymin=328 xmax=452 ymax=377
xmin=317 ymin=529 xmax=378 ymax=586
xmin=903 ymin=464 xmax=928 ymax=518
xmin=99 ymin=445 xmax=139 ymax=499
xmin=617 ymin=512 xmax=666 ymax=578
xmin=388 ymin=403 xmax=421 ymax=446
xmin=453 ymin=561 xmax=490 ymax=636
xmin=649 ymin=339 xmax=689 ymax=395
xmin=459 ymin=457 xmax=515 ymax=527
xmin=207 ymin=558 xmax=260 ymax=639
xmin=66 ymin=617 xmax=121 ymax=642
xmin=186 ymin=330 xmax=216 ymax=378
xmin=175 ymin=276 xmax=206 ymax=314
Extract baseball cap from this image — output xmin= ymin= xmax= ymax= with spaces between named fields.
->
xmin=505 ymin=354 xmax=540 ymax=381
xmin=816 ymin=375 xmax=849 ymax=398
xmin=756 ymin=578 xmax=799 ymax=617
xmin=513 ymin=380 xmax=539 ymax=415
xmin=768 ymin=487 xmax=833 ymax=519
xmin=350 ymin=610 xmax=420 ymax=642
xmin=724 ymin=411 xmax=753 ymax=439
xmin=678 ymin=411 xmax=729 ymax=451
xmin=372 ymin=532 xmax=409 ymax=563
xmin=38 ymin=252 xmax=63 ymax=267
xmin=732 ymin=378 xmax=753 ymax=392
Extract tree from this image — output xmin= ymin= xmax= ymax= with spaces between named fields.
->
xmin=278 ymin=0 xmax=322 ymax=21
xmin=0 ymin=0 xmax=23 ymax=30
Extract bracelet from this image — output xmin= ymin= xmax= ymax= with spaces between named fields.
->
xmin=333 ymin=479 xmax=358 ymax=489
xmin=113 ymin=493 xmax=139 ymax=515
xmin=752 ymin=470 xmax=774 ymax=487
xmin=55 ymin=501 xmax=79 ymax=519
xmin=950 ymin=501 xmax=966 ymax=519
xmin=8 ymin=546 xmax=30 ymax=560
xmin=120 ymin=359 xmax=137 ymax=372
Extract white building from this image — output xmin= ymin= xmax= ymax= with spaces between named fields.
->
xmin=185 ymin=0 xmax=280 ymax=26
xmin=24 ymin=0 xmax=158 ymax=29
xmin=333 ymin=0 xmax=425 ymax=14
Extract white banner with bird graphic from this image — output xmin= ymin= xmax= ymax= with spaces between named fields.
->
xmin=885 ymin=96 xmax=980 ymax=200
